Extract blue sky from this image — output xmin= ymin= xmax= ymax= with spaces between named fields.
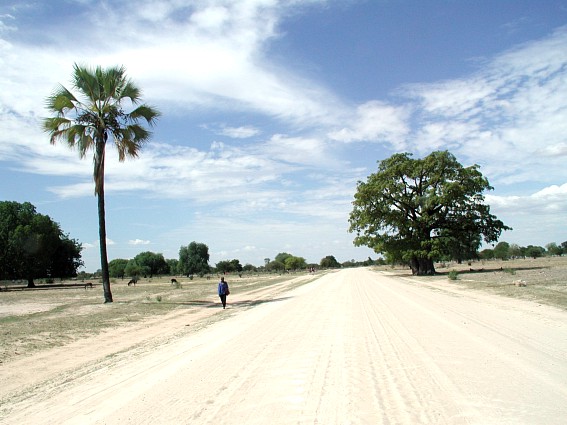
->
xmin=1 ymin=0 xmax=566 ymax=272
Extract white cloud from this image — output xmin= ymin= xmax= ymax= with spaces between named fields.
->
xmin=0 ymin=14 xmax=16 ymax=33
xmin=537 ymin=142 xmax=567 ymax=158
xmin=129 ymin=239 xmax=151 ymax=245
xmin=257 ymin=134 xmax=342 ymax=168
xmin=216 ymin=125 xmax=261 ymax=139
xmin=327 ymin=101 xmax=410 ymax=148
xmin=402 ymin=26 xmax=567 ymax=187
xmin=487 ymin=183 xmax=567 ymax=214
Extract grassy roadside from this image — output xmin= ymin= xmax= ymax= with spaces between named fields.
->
xmin=397 ymin=256 xmax=567 ymax=310
xmin=0 ymin=273 xmax=318 ymax=363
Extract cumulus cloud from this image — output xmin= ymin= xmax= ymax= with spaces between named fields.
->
xmin=129 ymin=239 xmax=151 ymax=245
xmin=487 ymin=183 xmax=567 ymax=214
xmin=256 ymin=134 xmax=343 ymax=168
xmin=327 ymin=101 xmax=410 ymax=148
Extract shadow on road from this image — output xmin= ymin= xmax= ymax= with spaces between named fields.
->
xmin=163 ymin=296 xmax=293 ymax=309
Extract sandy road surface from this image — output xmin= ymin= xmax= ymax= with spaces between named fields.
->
xmin=2 ymin=268 xmax=567 ymax=424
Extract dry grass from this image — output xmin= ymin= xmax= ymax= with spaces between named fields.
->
xmin=433 ymin=256 xmax=567 ymax=309
xmin=0 ymin=273 xmax=310 ymax=363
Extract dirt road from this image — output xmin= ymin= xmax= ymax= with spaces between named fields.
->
xmin=2 ymin=268 xmax=566 ymax=424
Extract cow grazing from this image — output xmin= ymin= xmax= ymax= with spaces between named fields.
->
xmin=127 ymin=279 xmax=137 ymax=286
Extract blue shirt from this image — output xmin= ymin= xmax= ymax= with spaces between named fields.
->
xmin=218 ymin=281 xmax=229 ymax=295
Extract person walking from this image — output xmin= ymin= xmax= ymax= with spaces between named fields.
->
xmin=218 ymin=276 xmax=230 ymax=309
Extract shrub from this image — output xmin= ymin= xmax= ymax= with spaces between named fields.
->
xmin=448 ymin=270 xmax=459 ymax=280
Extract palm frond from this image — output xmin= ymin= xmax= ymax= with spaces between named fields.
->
xmin=43 ymin=116 xmax=71 ymax=137
xmin=128 ymin=104 xmax=161 ymax=126
xmin=68 ymin=126 xmax=94 ymax=158
xmin=113 ymin=125 xmax=151 ymax=161
xmin=73 ymin=64 xmax=99 ymax=104
xmin=106 ymin=66 xmax=128 ymax=98
xmin=127 ymin=124 xmax=151 ymax=143
xmin=45 ymin=85 xmax=78 ymax=114
xmin=46 ymin=63 xmax=159 ymax=179
xmin=120 ymin=79 xmax=141 ymax=103
xmin=115 ymin=136 xmax=140 ymax=161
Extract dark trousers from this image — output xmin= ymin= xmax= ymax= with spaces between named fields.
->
xmin=219 ymin=294 xmax=227 ymax=308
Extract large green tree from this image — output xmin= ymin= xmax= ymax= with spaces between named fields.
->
xmin=493 ymin=241 xmax=511 ymax=260
xmin=284 ymin=256 xmax=307 ymax=271
xmin=320 ymin=255 xmax=341 ymax=268
xmin=178 ymin=242 xmax=210 ymax=277
xmin=43 ymin=64 xmax=160 ymax=302
xmin=166 ymin=259 xmax=179 ymax=275
xmin=349 ymin=151 xmax=510 ymax=275
xmin=215 ymin=259 xmax=243 ymax=274
xmin=275 ymin=252 xmax=292 ymax=264
xmin=0 ymin=201 xmax=83 ymax=286
xmin=108 ymin=258 xmax=129 ymax=279
xmin=265 ymin=260 xmax=285 ymax=272
xmin=134 ymin=251 xmax=169 ymax=277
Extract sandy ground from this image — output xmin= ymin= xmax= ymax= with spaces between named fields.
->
xmin=1 ymin=268 xmax=566 ymax=424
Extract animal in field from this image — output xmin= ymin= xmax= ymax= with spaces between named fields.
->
xmin=84 ymin=282 xmax=93 ymax=289
xmin=127 ymin=279 xmax=137 ymax=286
xmin=171 ymin=278 xmax=178 ymax=285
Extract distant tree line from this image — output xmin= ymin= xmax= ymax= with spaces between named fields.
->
xmin=0 ymin=202 xmax=382 ymax=287
xmin=479 ymin=241 xmax=567 ymax=260
xmin=4 ymin=200 xmax=563 ymax=290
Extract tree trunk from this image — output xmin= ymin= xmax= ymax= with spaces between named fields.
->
xmin=409 ymin=256 xmax=436 ymax=275
xmin=26 ymin=277 xmax=36 ymax=288
xmin=96 ymin=139 xmax=113 ymax=303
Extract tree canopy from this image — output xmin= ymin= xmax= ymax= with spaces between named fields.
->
xmin=108 ymin=259 xmax=128 ymax=279
xmin=284 ymin=256 xmax=307 ymax=271
xmin=178 ymin=242 xmax=210 ymax=276
xmin=275 ymin=252 xmax=292 ymax=264
xmin=265 ymin=260 xmax=285 ymax=272
xmin=349 ymin=151 xmax=510 ymax=275
xmin=134 ymin=251 xmax=169 ymax=276
xmin=216 ymin=259 xmax=243 ymax=274
xmin=320 ymin=255 xmax=341 ymax=268
xmin=0 ymin=201 xmax=83 ymax=286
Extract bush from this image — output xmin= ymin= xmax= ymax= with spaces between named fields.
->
xmin=448 ymin=270 xmax=459 ymax=280
xmin=503 ymin=268 xmax=516 ymax=275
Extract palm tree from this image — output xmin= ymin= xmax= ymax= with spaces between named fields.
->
xmin=43 ymin=64 xmax=160 ymax=303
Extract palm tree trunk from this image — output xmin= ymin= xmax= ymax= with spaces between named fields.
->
xmin=96 ymin=139 xmax=113 ymax=303
xmin=98 ymin=190 xmax=113 ymax=303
